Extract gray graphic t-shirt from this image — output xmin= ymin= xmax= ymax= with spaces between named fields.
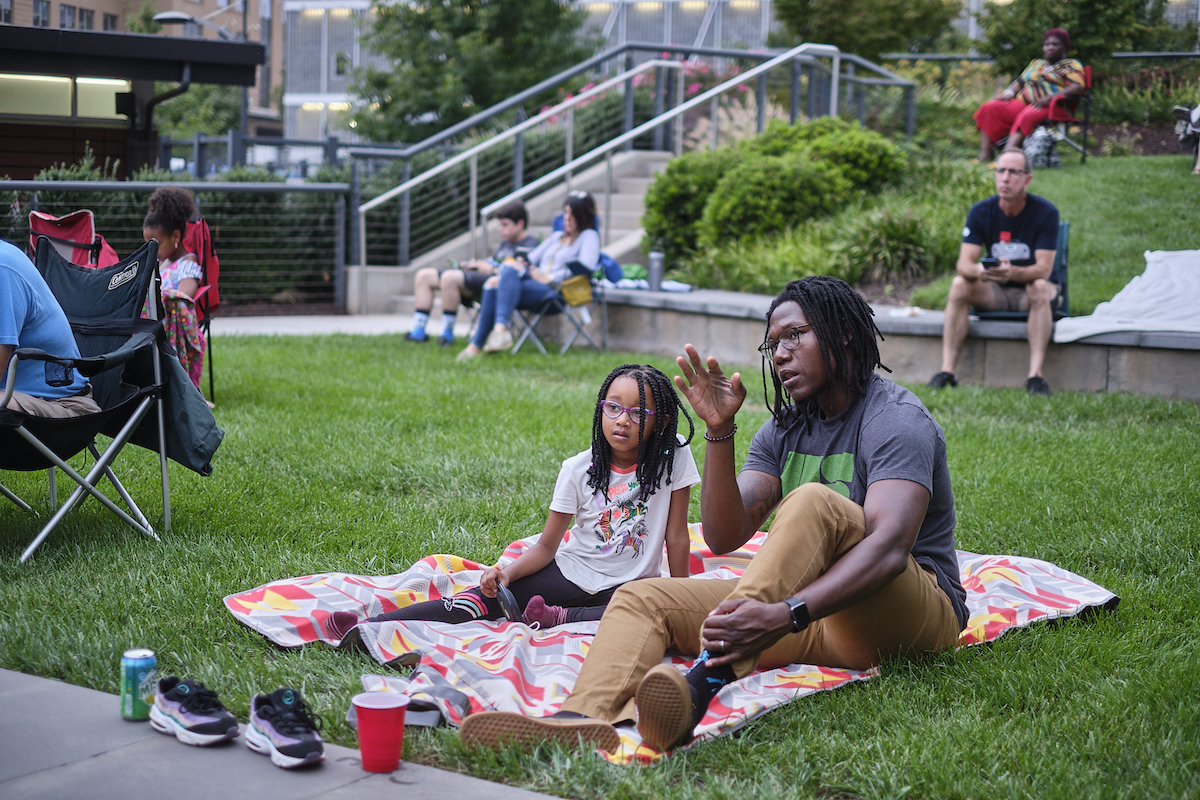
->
xmin=742 ymin=374 xmax=967 ymax=629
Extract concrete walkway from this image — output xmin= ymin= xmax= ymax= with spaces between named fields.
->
xmin=0 ymin=669 xmax=548 ymax=800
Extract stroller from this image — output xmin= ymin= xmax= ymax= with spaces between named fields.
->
xmin=1172 ymin=105 xmax=1200 ymax=173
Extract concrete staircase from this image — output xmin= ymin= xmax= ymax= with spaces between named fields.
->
xmin=376 ymin=149 xmax=672 ymax=323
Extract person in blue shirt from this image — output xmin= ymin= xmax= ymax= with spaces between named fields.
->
xmin=0 ymin=239 xmax=100 ymax=418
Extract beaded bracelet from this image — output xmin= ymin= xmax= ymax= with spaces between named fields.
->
xmin=703 ymin=423 xmax=737 ymax=442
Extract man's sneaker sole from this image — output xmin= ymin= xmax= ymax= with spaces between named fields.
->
xmin=245 ymin=721 xmax=325 ymax=769
xmin=460 ymin=711 xmax=620 ymax=752
xmin=149 ymin=704 xmax=239 ymax=746
xmin=635 ymin=664 xmax=694 ymax=751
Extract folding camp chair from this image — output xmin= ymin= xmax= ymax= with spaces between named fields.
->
xmin=181 ymin=218 xmax=220 ymax=402
xmin=994 ymin=66 xmax=1092 ymax=166
xmin=511 ymin=263 xmax=608 ymax=356
xmin=1 ymin=238 xmax=171 ymax=564
xmin=1045 ymin=66 xmax=1092 ymax=164
xmin=28 ymin=209 xmax=119 ymax=267
xmin=975 ymin=220 xmax=1071 ymax=322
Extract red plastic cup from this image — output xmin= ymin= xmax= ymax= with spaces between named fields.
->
xmin=352 ymin=692 xmax=409 ymax=773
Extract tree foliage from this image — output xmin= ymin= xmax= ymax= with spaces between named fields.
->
xmin=154 ymin=83 xmax=242 ymax=140
xmin=126 ymin=0 xmax=161 ymax=34
xmin=772 ymin=0 xmax=960 ymax=62
xmin=981 ymin=0 xmax=1198 ymax=78
xmin=351 ymin=0 xmax=598 ymax=143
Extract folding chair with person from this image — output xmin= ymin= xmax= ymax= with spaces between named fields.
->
xmin=181 ymin=217 xmax=220 ymax=402
xmin=974 ymin=219 xmax=1071 ymax=322
xmin=511 ymin=257 xmax=617 ymax=356
xmin=3 ymin=237 xmax=223 ymax=563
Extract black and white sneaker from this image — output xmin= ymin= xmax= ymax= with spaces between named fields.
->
xmin=928 ymin=371 xmax=958 ymax=389
xmin=245 ymin=688 xmax=325 ymax=769
xmin=149 ymin=676 xmax=240 ymax=746
xmin=1025 ymin=376 xmax=1051 ymax=396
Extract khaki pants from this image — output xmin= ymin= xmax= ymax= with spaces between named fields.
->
xmin=562 ymin=483 xmax=961 ymax=723
xmin=4 ymin=387 xmax=101 ymax=418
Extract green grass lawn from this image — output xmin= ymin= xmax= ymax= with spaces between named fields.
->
xmin=3 ymin=338 xmax=1199 ymax=799
xmin=910 ymin=154 xmax=1199 ymax=316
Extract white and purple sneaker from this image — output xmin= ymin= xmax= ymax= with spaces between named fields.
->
xmin=245 ymin=687 xmax=325 ymax=769
xmin=149 ymin=676 xmax=240 ymax=746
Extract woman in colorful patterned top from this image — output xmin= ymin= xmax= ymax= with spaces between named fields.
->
xmin=142 ymin=186 xmax=208 ymax=399
xmin=973 ymin=28 xmax=1086 ymax=162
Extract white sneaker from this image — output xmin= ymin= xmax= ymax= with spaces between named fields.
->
xmin=483 ymin=327 xmax=513 ymax=353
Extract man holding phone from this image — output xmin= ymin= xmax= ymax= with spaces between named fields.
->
xmin=929 ymin=150 xmax=1062 ymax=396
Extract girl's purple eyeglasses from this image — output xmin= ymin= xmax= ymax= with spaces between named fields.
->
xmin=600 ymin=400 xmax=656 ymax=424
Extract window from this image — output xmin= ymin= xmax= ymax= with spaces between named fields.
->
xmin=60 ymin=4 xmax=77 ymax=28
xmin=33 ymin=0 xmax=50 ymax=27
xmin=0 ymin=0 xmax=11 ymax=25
xmin=335 ymin=52 xmax=349 ymax=76
xmin=103 ymin=12 xmax=118 ymax=30
xmin=79 ymin=8 xmax=93 ymax=29
xmin=183 ymin=20 xmax=201 ymax=37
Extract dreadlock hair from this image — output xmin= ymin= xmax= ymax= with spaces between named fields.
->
xmin=143 ymin=186 xmax=196 ymax=238
xmin=761 ymin=276 xmax=890 ymax=428
xmin=587 ymin=363 xmax=695 ymax=503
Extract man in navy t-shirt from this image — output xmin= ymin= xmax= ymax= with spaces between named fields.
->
xmin=929 ymin=150 xmax=1061 ymax=396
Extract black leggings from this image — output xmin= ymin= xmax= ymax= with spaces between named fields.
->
xmin=366 ymin=560 xmax=616 ymax=625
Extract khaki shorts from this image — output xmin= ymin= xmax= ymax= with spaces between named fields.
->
xmin=980 ymin=281 xmax=1061 ymax=312
xmin=4 ymin=385 xmax=101 ymax=418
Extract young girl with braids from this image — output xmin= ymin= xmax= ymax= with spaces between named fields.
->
xmin=142 ymin=186 xmax=207 ymax=397
xmin=323 ymin=364 xmax=698 ymax=642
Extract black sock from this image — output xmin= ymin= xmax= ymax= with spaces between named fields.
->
xmin=684 ymin=650 xmax=736 ymax=728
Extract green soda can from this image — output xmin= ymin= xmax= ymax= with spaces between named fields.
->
xmin=120 ymin=648 xmax=157 ymax=720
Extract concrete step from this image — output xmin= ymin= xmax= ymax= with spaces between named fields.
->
xmin=617 ymin=176 xmax=654 ymax=195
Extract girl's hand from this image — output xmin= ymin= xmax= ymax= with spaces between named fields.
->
xmin=674 ymin=343 xmax=747 ymax=430
xmin=479 ymin=567 xmax=507 ymax=598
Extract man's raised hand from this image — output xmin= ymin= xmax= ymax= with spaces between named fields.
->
xmin=673 ymin=343 xmax=748 ymax=431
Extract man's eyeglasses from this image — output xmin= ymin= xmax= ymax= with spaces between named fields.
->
xmin=600 ymin=400 xmax=656 ymax=424
xmin=993 ymin=167 xmax=1029 ymax=177
xmin=759 ymin=324 xmax=813 ymax=358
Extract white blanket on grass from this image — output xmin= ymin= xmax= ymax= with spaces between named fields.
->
xmin=1054 ymin=250 xmax=1200 ymax=343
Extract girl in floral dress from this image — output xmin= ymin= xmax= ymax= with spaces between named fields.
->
xmin=142 ymin=186 xmax=208 ymax=400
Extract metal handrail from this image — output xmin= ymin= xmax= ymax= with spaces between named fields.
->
xmin=473 ymin=43 xmax=842 ymax=255
xmin=359 ymin=60 xmax=683 ymax=216
xmin=0 ymin=180 xmax=349 ymax=193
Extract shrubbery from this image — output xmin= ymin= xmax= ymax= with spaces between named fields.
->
xmin=642 ymin=117 xmax=908 ymax=269
xmin=698 ymin=155 xmax=850 ymax=247
xmin=673 ymin=154 xmax=994 ymax=295
xmin=639 ymin=147 xmax=742 ymax=265
xmin=641 ymin=116 xmax=913 ymax=293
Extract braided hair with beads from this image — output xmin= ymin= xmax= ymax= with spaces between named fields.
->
xmin=587 ymin=364 xmax=695 ymax=503
xmin=761 ymin=276 xmax=890 ymax=428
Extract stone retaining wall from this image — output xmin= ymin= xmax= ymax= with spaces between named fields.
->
xmin=545 ymin=288 xmax=1200 ymax=401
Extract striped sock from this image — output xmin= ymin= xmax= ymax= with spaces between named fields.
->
xmin=411 ymin=310 xmax=430 ymax=335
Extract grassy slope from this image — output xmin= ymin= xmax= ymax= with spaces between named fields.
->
xmin=911 ymin=155 xmax=1199 ymax=315
xmin=2 ymin=338 xmax=1198 ymax=799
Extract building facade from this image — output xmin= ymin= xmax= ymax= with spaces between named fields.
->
xmin=1 ymin=0 xmax=283 ymax=136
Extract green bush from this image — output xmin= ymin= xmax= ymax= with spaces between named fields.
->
xmin=698 ymin=154 xmax=852 ymax=248
xmin=803 ymin=127 xmax=909 ymax=191
xmin=676 ymin=158 xmax=994 ymax=295
xmin=640 ymin=146 xmax=742 ymax=266
xmin=678 ymin=223 xmax=852 ymax=294
xmin=741 ymin=116 xmax=854 ymax=157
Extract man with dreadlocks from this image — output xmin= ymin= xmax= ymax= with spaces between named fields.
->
xmin=460 ymin=276 xmax=967 ymax=754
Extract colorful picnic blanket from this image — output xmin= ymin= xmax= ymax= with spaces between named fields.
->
xmin=225 ymin=525 xmax=1118 ymax=765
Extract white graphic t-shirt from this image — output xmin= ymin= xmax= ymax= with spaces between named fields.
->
xmin=550 ymin=436 xmax=699 ymax=594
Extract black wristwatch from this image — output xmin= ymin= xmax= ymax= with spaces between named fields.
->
xmin=784 ymin=597 xmax=810 ymax=633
